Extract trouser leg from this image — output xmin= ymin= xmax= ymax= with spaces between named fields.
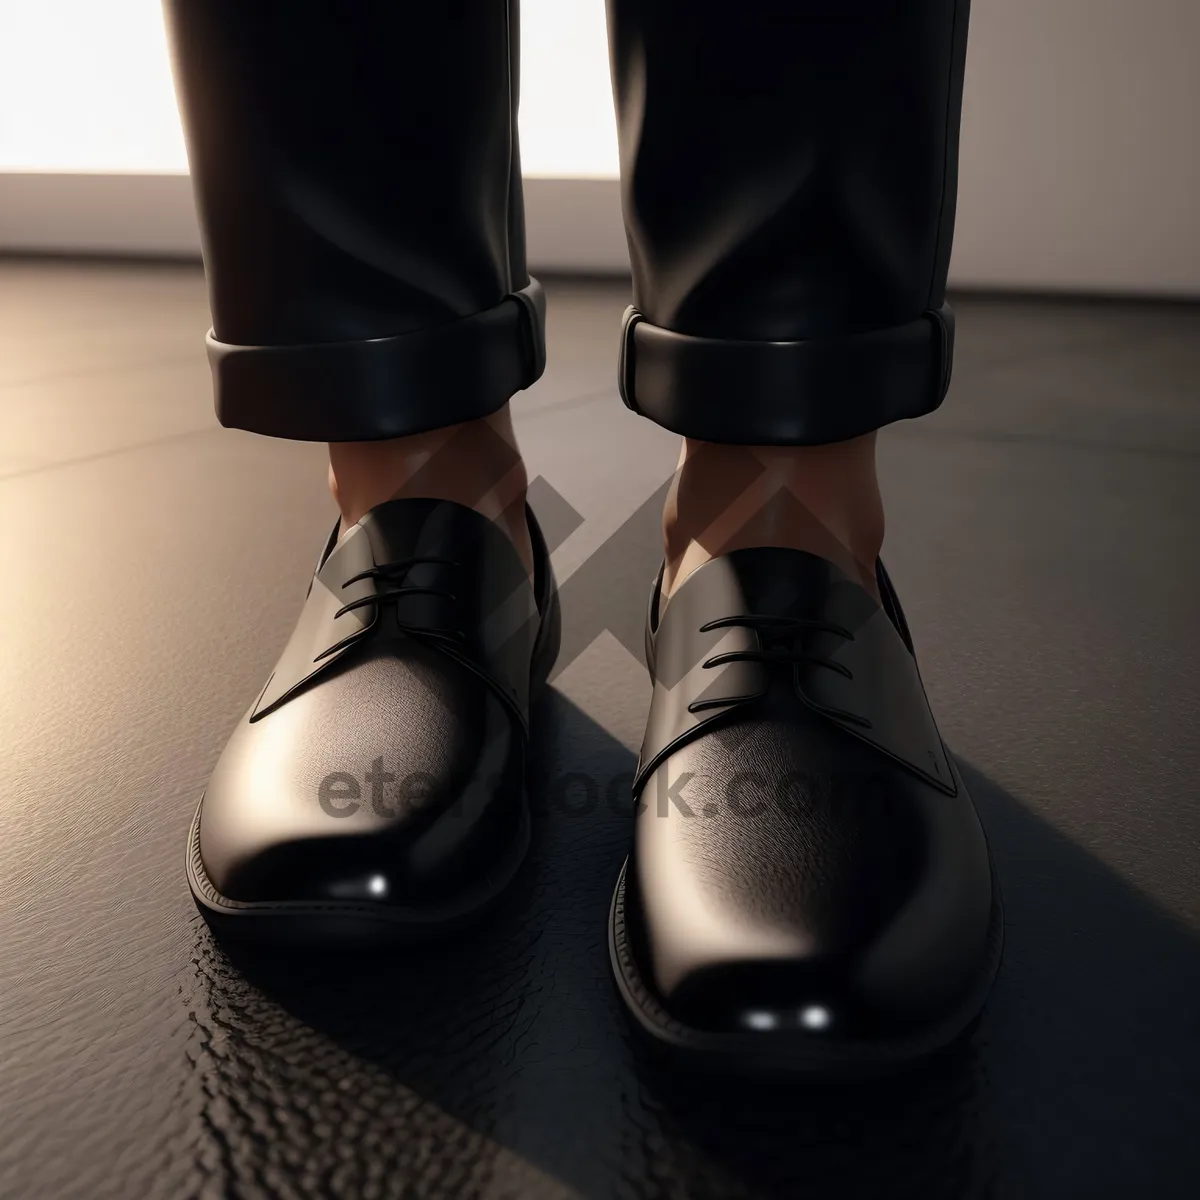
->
xmin=606 ymin=0 xmax=972 ymax=445
xmin=162 ymin=0 xmax=543 ymax=442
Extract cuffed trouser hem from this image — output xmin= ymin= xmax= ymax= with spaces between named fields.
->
xmin=617 ymin=303 xmax=956 ymax=447
xmin=208 ymin=279 xmax=547 ymax=443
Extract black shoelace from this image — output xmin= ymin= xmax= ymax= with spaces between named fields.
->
xmin=687 ymin=613 xmax=872 ymax=728
xmin=312 ymin=555 xmax=463 ymax=663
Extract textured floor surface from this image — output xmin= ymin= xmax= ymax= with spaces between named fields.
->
xmin=1 ymin=260 xmax=1198 ymax=1200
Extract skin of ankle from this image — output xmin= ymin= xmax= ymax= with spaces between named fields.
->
xmin=327 ymin=405 xmax=534 ymax=577
xmin=661 ymin=433 xmax=885 ymax=601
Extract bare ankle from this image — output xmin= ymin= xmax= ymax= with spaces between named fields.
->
xmin=327 ymin=405 xmax=533 ymax=576
xmin=661 ymin=433 xmax=885 ymax=600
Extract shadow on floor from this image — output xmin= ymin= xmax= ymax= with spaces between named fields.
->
xmin=190 ymin=689 xmax=1200 ymax=1200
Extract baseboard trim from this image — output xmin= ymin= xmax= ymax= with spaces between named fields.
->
xmin=2 ymin=171 xmax=1197 ymax=298
xmin=0 ymin=171 xmax=632 ymax=275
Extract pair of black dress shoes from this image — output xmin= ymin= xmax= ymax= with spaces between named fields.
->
xmin=187 ymin=497 xmax=1002 ymax=1075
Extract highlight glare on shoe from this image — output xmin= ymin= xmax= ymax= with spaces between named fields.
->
xmin=739 ymin=1009 xmax=780 ymax=1031
xmin=800 ymin=1005 xmax=831 ymax=1030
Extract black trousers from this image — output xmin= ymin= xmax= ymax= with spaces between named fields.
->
xmin=163 ymin=0 xmax=971 ymax=447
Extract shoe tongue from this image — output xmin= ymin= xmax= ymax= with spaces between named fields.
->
xmin=255 ymin=497 xmax=536 ymax=724
xmin=355 ymin=497 xmax=537 ymax=720
xmin=356 ymin=497 xmax=500 ymax=569
xmin=668 ymin=546 xmax=879 ymax=634
xmin=648 ymin=546 xmax=957 ymax=797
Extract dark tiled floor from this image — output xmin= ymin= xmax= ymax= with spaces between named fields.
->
xmin=1 ymin=260 xmax=1198 ymax=1200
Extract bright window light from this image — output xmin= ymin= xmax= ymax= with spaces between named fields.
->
xmin=0 ymin=0 xmax=620 ymax=177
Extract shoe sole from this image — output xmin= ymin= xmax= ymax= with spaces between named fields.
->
xmin=186 ymin=563 xmax=562 ymax=949
xmin=608 ymin=845 xmax=1004 ymax=1078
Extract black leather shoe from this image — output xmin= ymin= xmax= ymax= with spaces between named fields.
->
xmin=609 ymin=549 xmax=1002 ymax=1074
xmin=187 ymin=497 xmax=559 ymax=945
